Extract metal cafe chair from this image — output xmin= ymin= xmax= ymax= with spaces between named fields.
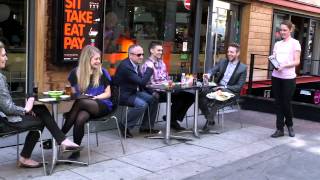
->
xmin=0 ymin=119 xmax=47 ymax=175
xmin=215 ymin=97 xmax=243 ymax=132
xmin=61 ymin=85 xmax=125 ymax=165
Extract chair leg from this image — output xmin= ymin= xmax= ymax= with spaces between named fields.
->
xmin=37 ymin=130 xmax=47 ymax=175
xmin=113 ymin=116 xmax=125 ymax=154
xmin=16 ymin=134 xmax=19 ymax=162
xmin=147 ymin=106 xmax=151 ymax=133
xmin=221 ymin=109 xmax=225 ymax=132
xmin=95 ymin=131 xmax=99 ymax=146
xmin=87 ymin=123 xmax=90 ymax=165
xmin=237 ymin=102 xmax=243 ymax=128
xmin=185 ymin=113 xmax=189 ymax=128
xmin=155 ymin=104 xmax=160 ymax=123
xmin=125 ymin=107 xmax=128 ymax=140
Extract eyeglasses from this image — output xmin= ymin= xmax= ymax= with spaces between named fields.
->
xmin=130 ymin=53 xmax=144 ymax=57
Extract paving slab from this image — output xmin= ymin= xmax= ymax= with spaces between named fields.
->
xmin=71 ymin=159 xmax=151 ymax=180
xmin=118 ymin=149 xmax=187 ymax=172
xmin=32 ymin=170 xmax=88 ymax=180
xmin=157 ymin=143 xmax=218 ymax=162
xmin=186 ymin=135 xmax=244 ymax=152
xmin=137 ymin=161 xmax=212 ymax=180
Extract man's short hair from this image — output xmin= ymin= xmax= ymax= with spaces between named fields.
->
xmin=148 ymin=41 xmax=162 ymax=54
xmin=128 ymin=44 xmax=141 ymax=54
xmin=229 ymin=42 xmax=240 ymax=52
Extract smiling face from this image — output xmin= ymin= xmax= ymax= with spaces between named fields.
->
xmin=90 ymin=52 xmax=101 ymax=70
xmin=227 ymin=46 xmax=239 ymax=62
xmin=150 ymin=45 xmax=163 ymax=59
xmin=0 ymin=48 xmax=8 ymax=69
xmin=280 ymin=24 xmax=292 ymax=40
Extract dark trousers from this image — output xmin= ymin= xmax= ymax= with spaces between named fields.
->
xmin=272 ymin=76 xmax=296 ymax=130
xmin=6 ymin=105 xmax=65 ymax=158
xmin=158 ymin=91 xmax=195 ymax=123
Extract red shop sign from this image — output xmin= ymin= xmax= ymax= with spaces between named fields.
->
xmin=184 ymin=0 xmax=191 ymax=10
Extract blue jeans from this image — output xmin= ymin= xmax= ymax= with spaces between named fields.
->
xmin=125 ymin=91 xmax=158 ymax=129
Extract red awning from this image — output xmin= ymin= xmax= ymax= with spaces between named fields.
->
xmin=259 ymin=0 xmax=320 ymax=14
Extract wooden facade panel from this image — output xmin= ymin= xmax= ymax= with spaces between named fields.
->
xmin=251 ymin=3 xmax=273 ymax=14
xmin=250 ymin=11 xmax=273 ymax=20
xmin=250 ymin=18 xmax=272 ymax=27
xmin=248 ymin=32 xmax=270 ymax=39
xmin=249 ymin=25 xmax=272 ymax=33
xmin=248 ymin=38 xmax=271 ymax=46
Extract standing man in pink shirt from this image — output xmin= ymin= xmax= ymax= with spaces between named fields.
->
xmin=270 ymin=20 xmax=301 ymax=138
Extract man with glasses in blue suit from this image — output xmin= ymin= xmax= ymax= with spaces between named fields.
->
xmin=114 ymin=44 xmax=160 ymax=138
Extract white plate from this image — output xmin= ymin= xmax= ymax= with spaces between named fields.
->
xmin=42 ymin=92 xmax=49 ymax=95
xmin=60 ymin=95 xmax=70 ymax=99
xmin=206 ymin=92 xmax=216 ymax=99
xmin=38 ymin=98 xmax=56 ymax=102
xmin=206 ymin=91 xmax=235 ymax=101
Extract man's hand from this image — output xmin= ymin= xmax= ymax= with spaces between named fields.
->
xmin=203 ymin=73 xmax=210 ymax=80
xmin=145 ymin=61 xmax=154 ymax=69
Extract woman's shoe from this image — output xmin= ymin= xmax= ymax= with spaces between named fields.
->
xmin=287 ymin=126 xmax=295 ymax=137
xmin=270 ymin=130 xmax=284 ymax=138
xmin=17 ymin=161 xmax=43 ymax=168
xmin=60 ymin=145 xmax=83 ymax=153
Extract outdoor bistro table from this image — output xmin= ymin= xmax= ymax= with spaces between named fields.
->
xmin=36 ymin=94 xmax=88 ymax=175
xmin=146 ymin=82 xmax=203 ymax=144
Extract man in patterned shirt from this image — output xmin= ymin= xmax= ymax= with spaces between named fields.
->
xmin=142 ymin=41 xmax=194 ymax=131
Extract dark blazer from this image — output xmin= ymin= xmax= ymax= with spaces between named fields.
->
xmin=114 ymin=58 xmax=153 ymax=106
xmin=208 ymin=58 xmax=247 ymax=95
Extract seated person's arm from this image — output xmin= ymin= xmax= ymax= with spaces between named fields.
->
xmin=0 ymin=77 xmax=25 ymax=115
xmin=120 ymin=64 xmax=154 ymax=86
xmin=93 ymin=85 xmax=111 ymax=100
xmin=206 ymin=60 xmax=223 ymax=81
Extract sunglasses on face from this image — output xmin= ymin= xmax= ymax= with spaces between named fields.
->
xmin=130 ymin=53 xmax=144 ymax=57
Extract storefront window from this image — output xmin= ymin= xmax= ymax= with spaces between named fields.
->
xmin=103 ymin=0 xmax=193 ymax=74
xmin=0 ymin=1 xmax=27 ymax=100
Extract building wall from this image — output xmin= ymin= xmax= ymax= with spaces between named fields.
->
xmin=245 ymin=2 xmax=273 ymax=80
xmin=35 ymin=0 xmax=73 ymax=94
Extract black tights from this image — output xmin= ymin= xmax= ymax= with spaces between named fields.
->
xmin=62 ymin=99 xmax=107 ymax=145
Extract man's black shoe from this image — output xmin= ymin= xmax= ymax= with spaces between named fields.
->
xmin=287 ymin=126 xmax=295 ymax=137
xmin=208 ymin=120 xmax=215 ymax=126
xmin=202 ymin=124 xmax=211 ymax=133
xmin=119 ymin=124 xmax=133 ymax=138
xmin=271 ymin=130 xmax=284 ymax=138
xmin=68 ymin=151 xmax=80 ymax=160
xmin=139 ymin=128 xmax=161 ymax=134
xmin=171 ymin=121 xmax=186 ymax=131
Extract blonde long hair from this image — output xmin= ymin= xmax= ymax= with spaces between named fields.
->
xmin=76 ymin=45 xmax=102 ymax=93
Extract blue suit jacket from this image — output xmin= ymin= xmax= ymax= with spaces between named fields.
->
xmin=114 ymin=58 xmax=153 ymax=106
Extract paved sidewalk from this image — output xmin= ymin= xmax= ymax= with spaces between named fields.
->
xmin=0 ymin=108 xmax=320 ymax=180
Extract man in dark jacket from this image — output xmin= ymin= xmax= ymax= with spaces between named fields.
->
xmin=114 ymin=44 xmax=159 ymax=137
xmin=199 ymin=43 xmax=247 ymax=131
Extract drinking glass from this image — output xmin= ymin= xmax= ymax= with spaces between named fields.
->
xmin=65 ymin=84 xmax=72 ymax=95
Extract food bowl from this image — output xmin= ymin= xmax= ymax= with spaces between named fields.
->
xmin=47 ymin=91 xmax=64 ymax=98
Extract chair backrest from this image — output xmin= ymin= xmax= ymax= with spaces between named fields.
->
xmin=110 ymin=84 xmax=120 ymax=113
xmin=0 ymin=117 xmax=19 ymax=137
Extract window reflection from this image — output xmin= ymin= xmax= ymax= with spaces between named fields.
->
xmin=0 ymin=2 xmax=27 ymax=100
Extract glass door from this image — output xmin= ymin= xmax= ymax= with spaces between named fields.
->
xmin=0 ymin=1 xmax=28 ymax=104
xmin=203 ymin=1 xmax=240 ymax=72
xmin=309 ymin=20 xmax=320 ymax=75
